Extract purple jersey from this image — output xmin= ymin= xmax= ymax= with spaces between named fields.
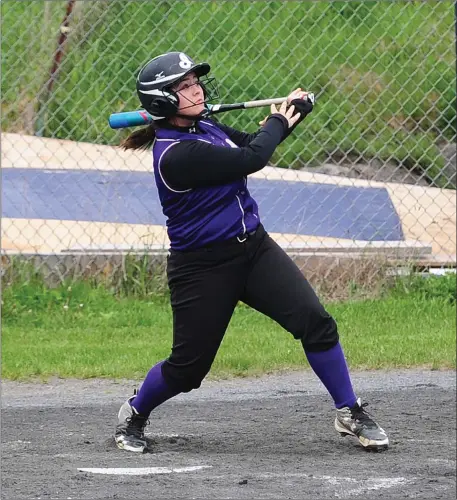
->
xmin=152 ymin=119 xmax=260 ymax=250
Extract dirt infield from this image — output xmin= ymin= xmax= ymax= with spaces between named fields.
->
xmin=1 ymin=370 xmax=456 ymax=499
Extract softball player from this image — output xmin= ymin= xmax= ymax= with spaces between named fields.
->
xmin=114 ymin=52 xmax=389 ymax=453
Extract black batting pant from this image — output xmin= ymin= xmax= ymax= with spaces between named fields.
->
xmin=162 ymin=225 xmax=338 ymax=393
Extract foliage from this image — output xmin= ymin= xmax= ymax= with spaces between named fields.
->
xmin=389 ymin=272 xmax=456 ymax=304
xmin=1 ymin=1 xmax=455 ymax=186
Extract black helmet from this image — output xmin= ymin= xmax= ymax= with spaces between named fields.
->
xmin=136 ymin=52 xmax=212 ymax=120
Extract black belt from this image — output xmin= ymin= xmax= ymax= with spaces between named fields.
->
xmin=201 ymin=226 xmax=261 ymax=250
xmin=231 ymin=228 xmax=258 ymax=244
xmin=173 ymin=225 xmax=263 ymax=253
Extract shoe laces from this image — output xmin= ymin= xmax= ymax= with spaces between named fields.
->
xmin=126 ymin=413 xmax=149 ymax=438
xmin=349 ymin=402 xmax=378 ymax=429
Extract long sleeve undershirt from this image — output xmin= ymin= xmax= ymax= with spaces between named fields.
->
xmin=160 ymin=112 xmax=305 ymax=190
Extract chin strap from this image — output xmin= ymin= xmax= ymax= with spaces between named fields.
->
xmin=174 ymin=108 xmax=210 ymax=121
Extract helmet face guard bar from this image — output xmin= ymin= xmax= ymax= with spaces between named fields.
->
xmin=167 ymin=76 xmax=220 ymax=114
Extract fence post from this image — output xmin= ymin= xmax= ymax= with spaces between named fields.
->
xmin=35 ymin=0 xmax=76 ymax=137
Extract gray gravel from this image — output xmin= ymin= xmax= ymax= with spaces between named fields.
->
xmin=1 ymin=369 xmax=456 ymax=499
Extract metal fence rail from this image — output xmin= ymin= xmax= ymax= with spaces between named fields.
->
xmin=1 ymin=0 xmax=456 ymax=298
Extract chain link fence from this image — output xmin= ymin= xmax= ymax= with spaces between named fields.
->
xmin=1 ymin=0 xmax=456 ymax=299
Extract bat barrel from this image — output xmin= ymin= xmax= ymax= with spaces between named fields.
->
xmin=109 ymin=110 xmax=152 ymax=129
xmin=108 ymin=105 xmax=215 ymax=128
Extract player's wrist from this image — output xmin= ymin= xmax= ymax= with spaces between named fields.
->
xmin=266 ymin=113 xmax=289 ymax=131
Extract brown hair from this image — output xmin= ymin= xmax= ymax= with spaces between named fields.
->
xmin=120 ymin=124 xmax=157 ymax=151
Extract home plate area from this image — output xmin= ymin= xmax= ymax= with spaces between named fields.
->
xmin=80 ymin=387 xmax=453 ymax=499
xmin=1 ymin=372 xmax=455 ymax=499
xmin=78 ymin=462 xmax=411 ymax=498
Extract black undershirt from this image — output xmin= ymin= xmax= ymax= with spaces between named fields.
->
xmin=161 ymin=112 xmax=306 ymax=190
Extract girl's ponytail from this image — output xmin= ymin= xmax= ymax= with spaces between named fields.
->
xmin=120 ymin=124 xmax=156 ymax=151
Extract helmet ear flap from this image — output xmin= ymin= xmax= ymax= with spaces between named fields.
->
xmin=145 ymin=89 xmax=180 ymax=119
xmin=162 ymin=88 xmax=180 ymax=116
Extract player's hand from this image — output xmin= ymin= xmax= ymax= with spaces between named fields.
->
xmin=259 ymin=101 xmax=301 ymax=129
xmin=286 ymin=87 xmax=310 ymax=104
xmin=270 ymin=101 xmax=301 ymax=129
xmin=258 ymin=88 xmax=312 ymax=127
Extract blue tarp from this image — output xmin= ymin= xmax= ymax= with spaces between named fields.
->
xmin=2 ymin=168 xmax=404 ymax=241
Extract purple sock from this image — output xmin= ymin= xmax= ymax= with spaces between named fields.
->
xmin=131 ymin=360 xmax=180 ymax=417
xmin=305 ymin=342 xmax=357 ymax=409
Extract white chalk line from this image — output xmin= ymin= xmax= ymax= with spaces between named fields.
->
xmin=174 ymin=470 xmax=410 ymax=496
xmin=428 ymin=458 xmax=456 ymax=466
xmin=325 ymin=476 xmax=411 ymax=498
xmin=78 ymin=465 xmax=212 ymax=475
xmin=259 ymin=474 xmax=411 ymax=498
xmin=209 ymin=472 xmax=411 ymax=498
xmin=78 ymin=467 xmax=418 ymax=497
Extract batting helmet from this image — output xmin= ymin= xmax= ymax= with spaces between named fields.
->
xmin=136 ymin=52 xmax=213 ymax=120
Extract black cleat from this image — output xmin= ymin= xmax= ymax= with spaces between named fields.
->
xmin=115 ymin=397 xmax=149 ymax=453
xmin=335 ymin=398 xmax=389 ymax=451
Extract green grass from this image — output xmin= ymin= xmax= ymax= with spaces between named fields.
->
xmin=1 ymin=1 xmax=455 ymax=186
xmin=2 ymin=274 xmax=455 ymax=380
